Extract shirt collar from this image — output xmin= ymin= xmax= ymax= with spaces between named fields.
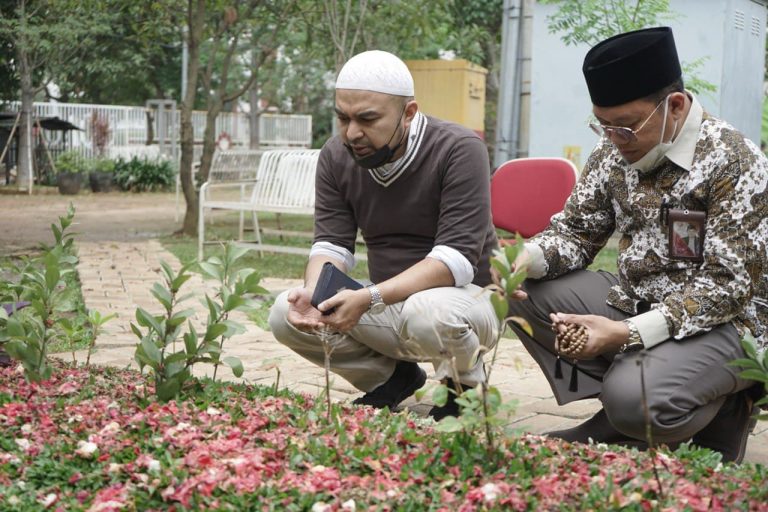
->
xmin=665 ymin=92 xmax=702 ymax=171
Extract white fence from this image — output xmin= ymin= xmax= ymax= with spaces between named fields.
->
xmin=5 ymin=101 xmax=313 ymax=162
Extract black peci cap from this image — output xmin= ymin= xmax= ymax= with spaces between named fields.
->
xmin=582 ymin=27 xmax=682 ymax=107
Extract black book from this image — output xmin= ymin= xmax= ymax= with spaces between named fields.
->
xmin=310 ymin=262 xmax=364 ymax=315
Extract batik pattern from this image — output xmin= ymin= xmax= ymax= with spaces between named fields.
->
xmin=533 ymin=113 xmax=768 ymax=348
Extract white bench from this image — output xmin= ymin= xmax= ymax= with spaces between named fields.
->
xmin=197 ymin=149 xmax=320 ymax=260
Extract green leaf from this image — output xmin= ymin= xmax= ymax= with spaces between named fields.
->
xmin=507 ymin=316 xmax=533 ymax=337
xmin=199 ymin=262 xmax=222 ymax=281
xmin=727 ymin=358 xmax=762 ymax=370
xmin=740 ymin=335 xmax=758 ymax=359
xmin=140 ymin=338 xmax=162 ymax=367
xmin=490 ymin=293 xmax=509 ymax=321
xmin=44 ymin=253 xmax=61 ymax=292
xmin=159 ymin=260 xmax=176 ymax=283
xmin=183 ymin=328 xmax=198 ymax=356
xmin=504 ymin=270 xmax=527 ymax=297
xmin=432 ymin=384 xmax=448 ymax=407
xmin=434 ymin=416 xmax=463 ymax=433
xmin=223 ymin=294 xmax=246 ymax=312
xmin=130 ymin=322 xmax=144 ymax=339
xmin=168 ymin=309 xmax=195 ymax=328
xmin=156 ymin=378 xmax=181 ymax=402
xmin=136 ymin=308 xmax=163 ymax=334
xmin=223 ymin=356 xmax=244 ymax=377
xmin=204 ymin=323 xmax=228 ymax=341
xmin=151 ymin=283 xmax=173 ymax=310
xmin=737 ymin=369 xmax=768 ymax=384
xmin=490 ymin=257 xmax=510 ymax=276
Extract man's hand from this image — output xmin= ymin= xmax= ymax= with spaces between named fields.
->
xmin=286 ymin=287 xmax=327 ymax=332
xmin=550 ymin=312 xmax=627 ymax=359
xmin=317 ymin=288 xmax=371 ymax=332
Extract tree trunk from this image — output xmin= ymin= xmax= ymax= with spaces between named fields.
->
xmin=180 ymin=0 xmax=205 ymax=236
xmin=15 ymin=0 xmax=34 ymax=192
xmin=198 ymin=103 xmax=222 ymax=184
xmin=248 ymin=32 xmax=260 ymax=150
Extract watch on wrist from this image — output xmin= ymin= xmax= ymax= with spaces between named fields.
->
xmin=620 ymin=319 xmax=644 ymax=353
xmin=367 ymin=285 xmax=386 ymax=314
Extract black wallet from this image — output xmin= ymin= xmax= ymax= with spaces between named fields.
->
xmin=310 ymin=262 xmax=364 ymax=315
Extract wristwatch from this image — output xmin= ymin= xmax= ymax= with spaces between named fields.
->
xmin=367 ymin=285 xmax=386 ymax=314
xmin=620 ymin=319 xmax=644 ymax=353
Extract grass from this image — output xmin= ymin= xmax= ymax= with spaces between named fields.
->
xmin=162 ymin=211 xmax=620 ymax=280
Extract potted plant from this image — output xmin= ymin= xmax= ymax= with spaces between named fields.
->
xmin=88 ymin=158 xmax=116 ymax=192
xmin=54 ymin=151 xmax=85 ymax=195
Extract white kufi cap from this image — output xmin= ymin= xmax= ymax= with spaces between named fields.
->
xmin=335 ymin=50 xmax=414 ymax=97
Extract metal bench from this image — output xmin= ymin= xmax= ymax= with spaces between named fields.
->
xmin=197 ymin=148 xmax=320 ymax=260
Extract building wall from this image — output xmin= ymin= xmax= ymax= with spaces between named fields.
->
xmin=529 ymin=0 xmax=766 ymax=170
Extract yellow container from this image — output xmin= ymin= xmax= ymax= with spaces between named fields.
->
xmin=405 ymin=59 xmax=487 ymax=138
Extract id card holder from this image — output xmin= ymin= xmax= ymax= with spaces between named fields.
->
xmin=667 ymin=208 xmax=705 ymax=261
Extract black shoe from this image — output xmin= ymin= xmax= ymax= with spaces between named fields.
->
xmin=546 ymin=409 xmax=646 ymax=446
xmin=428 ymin=379 xmax=463 ymax=421
xmin=352 ymin=361 xmax=426 ymax=410
xmin=691 ymin=390 xmax=756 ymax=464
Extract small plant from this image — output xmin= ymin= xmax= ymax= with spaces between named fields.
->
xmin=729 ymin=333 xmax=768 ymax=420
xmin=424 ymin=235 xmax=531 ymax=452
xmin=132 ymin=243 xmax=267 ymax=401
xmin=0 ymin=205 xmax=79 ymax=381
xmin=55 ymin=150 xmax=86 ymax=174
xmin=114 ymin=155 xmax=174 ymax=192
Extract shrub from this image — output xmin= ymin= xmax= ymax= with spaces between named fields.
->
xmin=113 ymin=156 xmax=175 ymax=192
xmin=54 ymin=151 xmax=86 ymax=174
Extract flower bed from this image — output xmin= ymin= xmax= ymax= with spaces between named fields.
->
xmin=1 ymin=361 xmax=766 ymax=511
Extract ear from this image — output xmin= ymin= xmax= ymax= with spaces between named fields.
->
xmin=668 ymin=92 xmax=686 ymax=117
xmin=404 ymin=100 xmax=419 ymax=122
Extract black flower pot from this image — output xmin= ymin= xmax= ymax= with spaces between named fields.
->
xmin=89 ymin=171 xmax=114 ymax=193
xmin=57 ymin=172 xmax=83 ymax=195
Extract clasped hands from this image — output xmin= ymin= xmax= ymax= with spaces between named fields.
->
xmin=286 ymin=286 xmax=370 ymax=333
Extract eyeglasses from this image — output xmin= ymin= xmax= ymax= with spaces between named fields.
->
xmin=589 ymin=98 xmax=665 ymax=144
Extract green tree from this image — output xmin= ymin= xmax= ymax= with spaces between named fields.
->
xmin=178 ymin=0 xmax=298 ymax=236
xmin=540 ymin=0 xmax=715 ymax=96
xmin=0 ymin=0 xmax=114 ymax=190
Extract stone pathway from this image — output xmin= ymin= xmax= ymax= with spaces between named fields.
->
xmin=73 ymin=239 xmax=768 ymax=465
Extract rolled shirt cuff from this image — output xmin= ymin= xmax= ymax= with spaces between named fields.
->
xmin=630 ymin=309 xmax=671 ymax=349
xmin=426 ymin=245 xmax=474 ymax=287
xmin=309 ymin=241 xmax=356 ymax=272
xmin=523 ymin=242 xmax=548 ymax=279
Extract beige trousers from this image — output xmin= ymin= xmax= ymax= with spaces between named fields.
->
xmin=268 ymin=285 xmax=501 ymax=392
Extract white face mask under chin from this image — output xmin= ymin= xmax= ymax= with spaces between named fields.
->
xmin=627 ymin=98 xmax=678 ymax=173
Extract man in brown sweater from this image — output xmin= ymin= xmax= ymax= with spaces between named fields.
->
xmin=268 ymin=50 xmax=499 ymax=419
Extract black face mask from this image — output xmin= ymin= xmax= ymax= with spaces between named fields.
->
xmin=344 ymin=105 xmax=407 ymax=169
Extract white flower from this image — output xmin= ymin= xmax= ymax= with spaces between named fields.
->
xmin=311 ymin=503 xmax=331 ymax=512
xmin=68 ymin=414 xmax=84 ymax=424
xmin=99 ymin=421 xmax=121 ymax=435
xmin=38 ymin=493 xmax=57 ymax=508
xmin=75 ymin=440 xmax=98 ymax=458
xmin=20 ymin=423 xmax=32 ymax=434
xmin=147 ymin=459 xmax=161 ymax=473
xmin=342 ymin=499 xmax=356 ymax=511
xmin=482 ymin=482 xmax=500 ymax=503
xmin=7 ymin=496 xmax=19 ymax=506
xmin=629 ymin=492 xmax=643 ymax=503
xmin=14 ymin=438 xmax=31 ymax=452
xmin=206 ymin=406 xmax=222 ymax=415
xmin=106 ymin=401 xmax=119 ymax=409
xmin=107 ymin=463 xmax=123 ymax=473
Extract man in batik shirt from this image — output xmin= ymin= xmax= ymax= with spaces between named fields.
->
xmin=507 ymin=27 xmax=767 ymax=463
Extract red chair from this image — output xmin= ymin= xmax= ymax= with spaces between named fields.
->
xmin=491 ymin=157 xmax=578 ymax=239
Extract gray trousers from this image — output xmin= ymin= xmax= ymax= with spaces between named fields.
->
xmin=507 ymin=270 xmax=753 ymax=443
xmin=268 ymin=285 xmax=501 ymax=392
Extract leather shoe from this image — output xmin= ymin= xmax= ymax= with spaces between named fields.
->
xmin=428 ymin=378 xmax=464 ymax=421
xmin=546 ymin=409 xmax=646 ymax=447
xmin=691 ymin=389 xmax=756 ymax=464
xmin=352 ymin=361 xmax=426 ymax=410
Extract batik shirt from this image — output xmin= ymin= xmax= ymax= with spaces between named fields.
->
xmin=529 ymin=98 xmax=768 ymax=349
